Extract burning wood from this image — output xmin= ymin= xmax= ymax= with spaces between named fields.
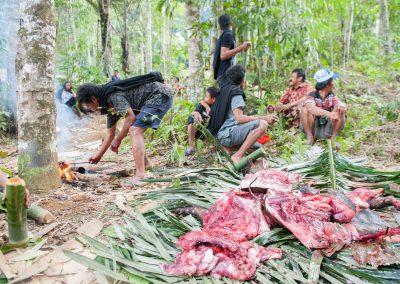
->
xmin=58 ymin=161 xmax=78 ymax=181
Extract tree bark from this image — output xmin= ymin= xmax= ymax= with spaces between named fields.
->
xmin=379 ymin=0 xmax=393 ymax=57
xmin=161 ymin=7 xmax=167 ymax=77
xmin=15 ymin=0 xmax=61 ymax=193
xmin=145 ymin=0 xmax=153 ymax=72
xmin=185 ymin=0 xmax=204 ymax=101
xmin=99 ymin=0 xmax=112 ymax=77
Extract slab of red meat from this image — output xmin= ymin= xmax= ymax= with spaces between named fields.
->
xmin=240 ymin=169 xmax=301 ymax=194
xmin=161 ymin=245 xmax=219 ymax=276
xmin=203 ymin=190 xmax=270 ymax=240
xmin=265 ymin=192 xmax=357 ymax=249
xmin=163 ymin=230 xmax=282 ymax=280
xmin=346 ymin=188 xmax=384 ymax=209
xmin=331 ymin=192 xmax=356 ymax=223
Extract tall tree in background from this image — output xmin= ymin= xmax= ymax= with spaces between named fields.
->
xmin=185 ymin=0 xmax=204 ymax=101
xmin=378 ymin=0 xmax=393 ymax=57
xmin=16 ymin=0 xmax=61 ymax=193
xmin=85 ymin=0 xmax=112 ymax=77
xmin=145 ymin=0 xmax=153 ymax=72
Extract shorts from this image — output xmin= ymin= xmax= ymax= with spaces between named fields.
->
xmin=187 ymin=116 xmax=206 ymax=140
xmin=300 ymin=116 xmax=345 ymax=139
xmin=219 ymin=120 xmax=260 ymax=147
xmin=133 ymin=94 xmax=173 ymax=129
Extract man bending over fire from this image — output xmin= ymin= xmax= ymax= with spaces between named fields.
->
xmin=77 ymin=72 xmax=173 ymax=186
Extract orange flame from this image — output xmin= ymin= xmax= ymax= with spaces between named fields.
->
xmin=58 ymin=161 xmax=78 ymax=181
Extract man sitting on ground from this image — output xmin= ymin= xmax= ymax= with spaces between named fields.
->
xmin=186 ymin=86 xmax=219 ymax=156
xmin=276 ymin=68 xmax=313 ymax=128
xmin=77 ymin=73 xmax=173 ymax=185
xmin=301 ymin=69 xmax=347 ymax=144
xmin=209 ymin=65 xmax=277 ymax=164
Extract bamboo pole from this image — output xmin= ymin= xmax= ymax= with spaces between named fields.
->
xmin=5 ymin=177 xmax=28 ymax=247
xmin=234 ymin=147 xmax=266 ymax=171
xmin=327 ymin=139 xmax=337 ymax=191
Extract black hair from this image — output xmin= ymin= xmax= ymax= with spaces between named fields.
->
xmin=114 ymin=70 xmax=119 ymax=72
xmin=206 ymin=86 xmax=219 ymax=98
xmin=174 ymin=76 xmax=179 ymax=82
xmin=226 ymin=64 xmax=245 ymax=85
xmin=315 ymin=78 xmax=332 ymax=90
xmin=218 ymin=14 xmax=232 ymax=30
xmin=292 ymin=68 xmax=306 ymax=82
xmin=77 ymin=83 xmax=102 ymax=104
xmin=63 ymin=81 xmax=72 ymax=91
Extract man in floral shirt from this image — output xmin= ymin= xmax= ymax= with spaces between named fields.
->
xmin=300 ymin=69 xmax=347 ymax=144
xmin=276 ymin=69 xmax=313 ymax=128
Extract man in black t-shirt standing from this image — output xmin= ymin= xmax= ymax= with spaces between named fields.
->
xmin=215 ymin=14 xmax=251 ymax=88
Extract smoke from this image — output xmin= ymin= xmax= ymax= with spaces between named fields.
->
xmin=0 ymin=0 xmax=18 ymax=117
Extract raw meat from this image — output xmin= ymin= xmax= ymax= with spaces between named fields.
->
xmin=203 ymin=190 xmax=270 ymax=240
xmin=265 ymin=192 xmax=358 ymax=249
xmin=346 ymin=188 xmax=384 ymax=209
xmin=162 ymin=190 xmax=282 ymax=280
xmin=331 ymin=192 xmax=356 ymax=223
xmin=240 ymin=169 xmax=301 ymax=194
xmin=350 ymin=209 xmax=389 ymax=240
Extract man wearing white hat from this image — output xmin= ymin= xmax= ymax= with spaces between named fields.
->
xmin=300 ymin=69 xmax=347 ymax=144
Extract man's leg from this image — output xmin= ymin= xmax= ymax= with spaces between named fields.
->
xmin=300 ymin=108 xmax=315 ymax=145
xmin=331 ymin=110 xmax=346 ymax=139
xmin=129 ymin=126 xmax=148 ymax=181
xmin=187 ymin=123 xmax=196 ymax=151
xmin=231 ymin=120 xmax=268 ymax=164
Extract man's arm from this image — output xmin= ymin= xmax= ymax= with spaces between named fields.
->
xmin=89 ymin=123 xmax=117 ymax=164
xmin=305 ymin=103 xmax=338 ymax=120
xmin=220 ymin=43 xmax=250 ymax=61
xmin=110 ymin=108 xmax=136 ymax=153
xmin=233 ymin=108 xmax=277 ymax=124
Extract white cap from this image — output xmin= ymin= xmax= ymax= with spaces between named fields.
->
xmin=314 ymin=69 xmax=339 ymax=83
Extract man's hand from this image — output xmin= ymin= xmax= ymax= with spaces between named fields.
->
xmin=110 ymin=139 xmax=122 ymax=153
xmin=328 ymin=112 xmax=339 ymax=121
xmin=260 ymin=115 xmax=278 ymax=124
xmin=240 ymin=41 xmax=251 ymax=51
xmin=89 ymin=153 xmax=103 ymax=164
xmin=337 ymin=102 xmax=347 ymax=114
xmin=193 ymin=112 xmax=203 ymax=123
xmin=276 ymin=103 xmax=290 ymax=112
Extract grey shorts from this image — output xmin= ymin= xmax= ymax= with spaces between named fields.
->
xmin=219 ymin=120 xmax=260 ymax=147
xmin=133 ymin=94 xmax=173 ymax=130
xmin=300 ymin=117 xmax=345 ymax=139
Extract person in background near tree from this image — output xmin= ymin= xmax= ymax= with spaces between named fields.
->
xmin=276 ymin=68 xmax=313 ymax=128
xmin=210 ymin=65 xmax=277 ymax=164
xmin=77 ymin=75 xmax=174 ymax=186
xmin=186 ymin=86 xmax=219 ymax=156
xmin=300 ymin=69 xmax=347 ymax=145
xmin=57 ymin=81 xmax=77 ymax=107
xmin=213 ymin=14 xmax=251 ymax=88
xmin=172 ymin=76 xmax=186 ymax=95
xmin=111 ymin=70 xmax=121 ymax=81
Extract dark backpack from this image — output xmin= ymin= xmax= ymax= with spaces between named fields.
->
xmin=213 ymin=30 xmax=231 ymax=80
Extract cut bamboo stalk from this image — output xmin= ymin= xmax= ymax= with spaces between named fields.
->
xmin=327 ymin=139 xmax=337 ymax=191
xmin=234 ymin=147 xmax=266 ymax=171
xmin=6 ymin=177 xmax=28 ymax=247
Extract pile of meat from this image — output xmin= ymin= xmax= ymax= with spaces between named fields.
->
xmin=162 ymin=169 xmax=400 ymax=280
xmin=162 ymin=190 xmax=282 ymax=281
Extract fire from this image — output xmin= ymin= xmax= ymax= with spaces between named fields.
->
xmin=58 ymin=160 xmax=78 ymax=181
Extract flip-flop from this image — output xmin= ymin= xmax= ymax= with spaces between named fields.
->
xmin=122 ymin=179 xmax=145 ymax=188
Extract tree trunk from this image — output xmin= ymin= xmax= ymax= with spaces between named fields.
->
xmin=145 ymin=0 xmax=153 ymax=72
xmin=161 ymin=8 xmax=167 ymax=77
xmin=185 ymin=0 xmax=204 ymax=101
xmin=121 ymin=0 xmax=130 ymax=74
xmin=15 ymin=0 xmax=61 ymax=193
xmin=98 ymin=0 xmax=112 ymax=77
xmin=343 ymin=0 xmax=354 ymax=68
xmin=379 ymin=0 xmax=393 ymax=57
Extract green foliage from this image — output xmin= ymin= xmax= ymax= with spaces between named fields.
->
xmin=0 ymin=111 xmax=9 ymax=135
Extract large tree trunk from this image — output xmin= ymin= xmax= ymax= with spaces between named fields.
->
xmin=378 ymin=0 xmax=393 ymax=57
xmin=186 ymin=0 xmax=204 ymax=101
xmin=15 ymin=0 xmax=61 ymax=193
xmin=98 ymin=0 xmax=112 ymax=77
xmin=145 ymin=0 xmax=153 ymax=73
xmin=161 ymin=8 xmax=167 ymax=77
xmin=343 ymin=0 xmax=354 ymax=68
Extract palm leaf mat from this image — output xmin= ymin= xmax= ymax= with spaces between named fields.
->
xmin=66 ymin=144 xmax=400 ymax=283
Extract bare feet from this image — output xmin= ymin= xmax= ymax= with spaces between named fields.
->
xmin=144 ymin=155 xmax=151 ymax=170
xmin=307 ymin=135 xmax=314 ymax=145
